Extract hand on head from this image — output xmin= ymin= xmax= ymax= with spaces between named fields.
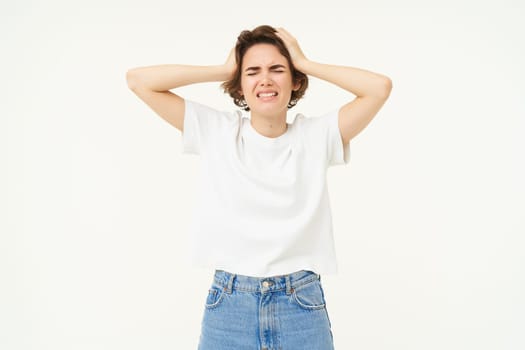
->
xmin=224 ymin=47 xmax=237 ymax=78
xmin=275 ymin=28 xmax=308 ymax=70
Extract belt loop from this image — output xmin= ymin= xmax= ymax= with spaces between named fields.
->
xmin=285 ymin=274 xmax=292 ymax=295
xmin=226 ymin=272 xmax=235 ymax=294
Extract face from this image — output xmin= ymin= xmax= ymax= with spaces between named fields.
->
xmin=240 ymin=43 xmax=300 ymax=118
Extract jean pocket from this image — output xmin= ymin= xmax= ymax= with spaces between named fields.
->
xmin=290 ymin=279 xmax=326 ymax=310
xmin=204 ymin=285 xmax=227 ymax=309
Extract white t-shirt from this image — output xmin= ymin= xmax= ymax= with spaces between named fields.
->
xmin=181 ymin=99 xmax=350 ymax=277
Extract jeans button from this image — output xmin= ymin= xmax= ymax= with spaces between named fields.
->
xmin=262 ymin=281 xmax=270 ymax=288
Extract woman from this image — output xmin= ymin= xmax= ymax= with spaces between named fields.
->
xmin=127 ymin=25 xmax=391 ymax=350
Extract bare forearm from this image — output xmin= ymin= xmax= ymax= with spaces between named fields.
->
xmin=126 ymin=64 xmax=231 ymax=92
xmin=296 ymin=59 xmax=392 ymax=98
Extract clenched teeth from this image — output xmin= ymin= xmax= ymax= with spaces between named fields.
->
xmin=257 ymin=92 xmax=278 ymax=98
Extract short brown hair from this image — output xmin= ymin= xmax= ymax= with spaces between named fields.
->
xmin=221 ymin=25 xmax=308 ymax=111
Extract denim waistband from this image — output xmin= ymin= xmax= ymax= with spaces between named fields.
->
xmin=212 ymin=269 xmax=320 ymax=295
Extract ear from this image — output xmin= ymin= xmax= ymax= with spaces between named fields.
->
xmin=291 ymin=76 xmax=302 ymax=91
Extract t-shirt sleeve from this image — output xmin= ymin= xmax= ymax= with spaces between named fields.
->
xmin=302 ymin=109 xmax=350 ymax=168
xmin=325 ymin=109 xmax=350 ymax=167
xmin=181 ymin=99 xmax=236 ymax=156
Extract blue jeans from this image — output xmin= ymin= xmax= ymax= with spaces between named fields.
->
xmin=198 ymin=269 xmax=335 ymax=350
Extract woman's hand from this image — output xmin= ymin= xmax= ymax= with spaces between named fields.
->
xmin=275 ymin=28 xmax=308 ymax=71
xmin=224 ymin=47 xmax=237 ymax=78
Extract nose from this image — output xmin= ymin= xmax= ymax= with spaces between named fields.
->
xmin=258 ymin=74 xmax=273 ymax=86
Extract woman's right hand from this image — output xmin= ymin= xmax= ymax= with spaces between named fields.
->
xmin=224 ymin=47 xmax=237 ymax=78
xmin=127 ymin=48 xmax=238 ymax=133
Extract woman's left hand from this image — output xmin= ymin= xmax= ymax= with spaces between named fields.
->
xmin=275 ymin=28 xmax=308 ymax=71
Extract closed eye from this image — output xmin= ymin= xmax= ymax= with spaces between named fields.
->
xmin=270 ymin=64 xmax=287 ymax=72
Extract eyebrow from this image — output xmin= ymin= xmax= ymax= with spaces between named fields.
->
xmin=244 ymin=64 xmax=287 ymax=72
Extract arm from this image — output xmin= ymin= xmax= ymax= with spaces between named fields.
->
xmin=276 ymin=28 xmax=392 ymax=144
xmin=126 ymin=50 xmax=236 ymax=132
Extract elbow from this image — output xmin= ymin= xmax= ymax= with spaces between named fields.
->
xmin=381 ymin=76 xmax=393 ymax=99
xmin=366 ymin=75 xmax=392 ymax=100
xmin=376 ymin=76 xmax=392 ymax=100
xmin=126 ymin=68 xmax=141 ymax=91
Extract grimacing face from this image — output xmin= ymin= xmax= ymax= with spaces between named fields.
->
xmin=240 ymin=43 xmax=300 ymax=118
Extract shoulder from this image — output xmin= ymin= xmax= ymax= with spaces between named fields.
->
xmin=185 ymin=99 xmax=242 ymax=125
xmin=292 ymin=108 xmax=339 ymax=130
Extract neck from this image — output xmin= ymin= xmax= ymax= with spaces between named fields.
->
xmin=250 ymin=112 xmax=288 ymax=138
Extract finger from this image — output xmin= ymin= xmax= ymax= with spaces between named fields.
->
xmin=275 ymin=31 xmax=291 ymax=47
xmin=276 ymin=27 xmax=293 ymax=40
xmin=276 ymin=28 xmax=295 ymax=45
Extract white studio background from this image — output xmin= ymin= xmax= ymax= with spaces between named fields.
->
xmin=2 ymin=0 xmax=524 ymax=349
